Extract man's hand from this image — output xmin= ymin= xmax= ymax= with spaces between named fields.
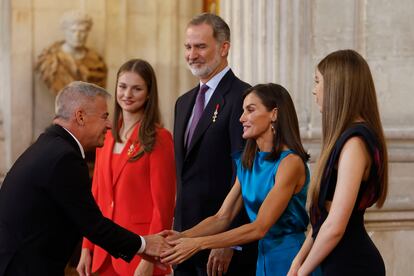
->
xmin=207 ymin=248 xmax=234 ymax=276
xmin=76 ymin=248 xmax=92 ymax=276
xmin=141 ymin=232 xmax=171 ymax=257
xmin=138 ymin=232 xmax=171 ymax=272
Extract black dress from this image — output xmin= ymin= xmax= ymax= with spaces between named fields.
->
xmin=310 ymin=123 xmax=386 ymax=276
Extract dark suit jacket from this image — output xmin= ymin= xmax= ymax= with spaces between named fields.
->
xmin=0 ymin=124 xmax=141 ymax=276
xmin=173 ymin=70 xmax=257 ymax=270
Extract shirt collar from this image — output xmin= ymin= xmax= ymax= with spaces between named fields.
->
xmin=61 ymin=127 xmax=86 ymax=159
xmin=201 ymin=66 xmax=230 ymax=90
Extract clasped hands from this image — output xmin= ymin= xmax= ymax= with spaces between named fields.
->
xmin=159 ymin=230 xmax=234 ymax=276
xmin=77 ymin=231 xmax=175 ymax=276
xmin=141 ymin=230 xmax=198 ymax=265
xmin=144 ymin=230 xmax=233 ymax=276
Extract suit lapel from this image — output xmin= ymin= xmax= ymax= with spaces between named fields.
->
xmin=185 ymin=70 xmax=235 ymax=157
xmin=112 ymin=124 xmax=140 ymax=187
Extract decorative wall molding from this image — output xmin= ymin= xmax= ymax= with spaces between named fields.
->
xmin=302 ymin=127 xmax=414 ymax=140
xmin=302 ymin=127 xmax=414 ymax=162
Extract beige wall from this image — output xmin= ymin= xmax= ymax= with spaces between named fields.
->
xmin=0 ymin=0 xmax=9 ymax=182
xmin=32 ymin=0 xmax=202 ymax=138
xmin=0 ymin=0 xmax=34 ymax=179
xmin=1 ymin=0 xmax=413 ymax=274
xmin=0 ymin=0 xmax=202 ymax=177
xmin=222 ymin=0 xmax=414 ymax=275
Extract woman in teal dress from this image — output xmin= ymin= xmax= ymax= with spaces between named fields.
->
xmin=161 ymin=83 xmax=319 ymax=276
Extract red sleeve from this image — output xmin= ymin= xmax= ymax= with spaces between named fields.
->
xmin=147 ymin=128 xmax=176 ymax=234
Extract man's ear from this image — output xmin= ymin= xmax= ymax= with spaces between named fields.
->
xmin=220 ymin=41 xmax=230 ymax=57
xmin=75 ymin=109 xmax=86 ymax=126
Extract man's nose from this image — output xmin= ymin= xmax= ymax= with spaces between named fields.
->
xmin=187 ymin=48 xmax=198 ymax=60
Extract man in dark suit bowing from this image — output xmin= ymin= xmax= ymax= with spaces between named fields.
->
xmin=173 ymin=13 xmax=257 ymax=276
xmin=0 ymin=81 xmax=169 ymax=276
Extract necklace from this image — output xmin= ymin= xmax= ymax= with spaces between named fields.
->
xmin=121 ymin=119 xmax=141 ymax=142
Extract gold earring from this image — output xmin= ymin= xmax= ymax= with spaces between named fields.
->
xmin=271 ymin=124 xmax=275 ymax=135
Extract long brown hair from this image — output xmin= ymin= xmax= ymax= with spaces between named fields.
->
xmin=112 ymin=59 xmax=161 ymax=161
xmin=308 ymin=49 xmax=388 ymax=209
xmin=241 ymin=83 xmax=310 ymax=169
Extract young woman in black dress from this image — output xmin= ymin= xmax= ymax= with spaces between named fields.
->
xmin=288 ymin=49 xmax=388 ymax=276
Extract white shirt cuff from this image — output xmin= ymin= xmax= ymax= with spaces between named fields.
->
xmin=137 ymin=236 xmax=146 ymax=254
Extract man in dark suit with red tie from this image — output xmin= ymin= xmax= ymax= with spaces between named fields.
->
xmin=173 ymin=13 xmax=257 ymax=276
xmin=0 ymin=81 xmax=169 ymax=276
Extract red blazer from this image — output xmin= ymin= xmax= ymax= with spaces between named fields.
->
xmin=83 ymin=125 xmax=176 ymax=275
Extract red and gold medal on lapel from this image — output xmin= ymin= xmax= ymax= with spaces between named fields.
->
xmin=212 ymin=104 xmax=220 ymax=122
xmin=127 ymin=143 xmax=137 ymax=157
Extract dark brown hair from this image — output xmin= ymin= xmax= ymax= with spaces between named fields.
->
xmin=112 ymin=59 xmax=161 ymax=161
xmin=241 ymin=83 xmax=310 ymax=169
xmin=309 ymin=49 xmax=388 ymax=208
xmin=188 ymin=12 xmax=230 ymax=43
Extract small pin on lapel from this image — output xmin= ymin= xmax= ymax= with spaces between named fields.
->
xmin=212 ymin=104 xmax=220 ymax=122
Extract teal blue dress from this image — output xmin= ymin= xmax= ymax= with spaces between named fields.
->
xmin=234 ymin=150 xmax=310 ymax=276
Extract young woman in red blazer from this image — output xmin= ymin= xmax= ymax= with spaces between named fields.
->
xmin=77 ymin=59 xmax=176 ymax=276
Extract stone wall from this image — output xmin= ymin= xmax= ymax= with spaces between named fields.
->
xmin=0 ymin=0 xmax=11 ymax=184
xmin=32 ymin=0 xmax=201 ymax=138
xmin=0 ymin=112 xmax=4 ymax=184
xmin=0 ymin=0 xmax=201 ymax=174
xmin=221 ymin=0 xmax=414 ymax=275
xmin=1 ymin=0 xmax=413 ymax=273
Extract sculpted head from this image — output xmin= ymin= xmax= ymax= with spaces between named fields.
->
xmin=60 ymin=10 xmax=93 ymax=50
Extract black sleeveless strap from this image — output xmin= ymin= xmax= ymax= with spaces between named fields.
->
xmin=311 ymin=123 xmax=382 ymax=237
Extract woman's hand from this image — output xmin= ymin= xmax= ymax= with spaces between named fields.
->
xmin=207 ymin=248 xmax=233 ymax=276
xmin=287 ymin=263 xmax=300 ymax=276
xmin=297 ymin=266 xmax=310 ymax=276
xmin=159 ymin=229 xmax=182 ymax=242
xmin=133 ymin=259 xmax=154 ymax=276
xmin=160 ymin=237 xmax=202 ymax=265
xmin=76 ymin=248 xmax=92 ymax=276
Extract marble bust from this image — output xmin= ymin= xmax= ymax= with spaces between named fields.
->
xmin=36 ymin=10 xmax=107 ymax=94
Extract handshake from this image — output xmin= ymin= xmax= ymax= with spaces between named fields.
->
xmin=141 ymin=230 xmax=232 ymax=276
xmin=140 ymin=229 xmax=199 ymax=265
xmin=77 ymin=230 xmax=192 ymax=276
